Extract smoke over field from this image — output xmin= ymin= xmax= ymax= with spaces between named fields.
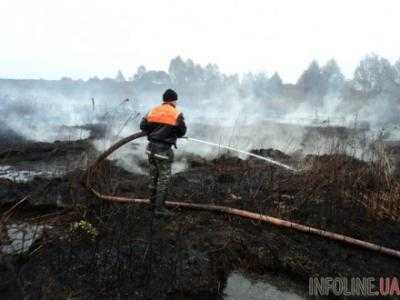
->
xmin=3 ymin=0 xmax=400 ymax=297
xmin=1 ymin=55 xmax=400 ymax=299
xmin=1 ymin=55 xmax=400 ymax=172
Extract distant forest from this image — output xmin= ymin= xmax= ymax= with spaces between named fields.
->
xmin=1 ymin=55 xmax=400 ymax=125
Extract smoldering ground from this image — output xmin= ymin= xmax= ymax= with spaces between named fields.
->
xmin=0 ymin=74 xmax=396 ymax=176
xmin=1 ymin=132 xmax=400 ymax=298
xmin=1 ymin=55 xmax=400 ymax=298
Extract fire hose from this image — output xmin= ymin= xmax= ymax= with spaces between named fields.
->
xmin=86 ymin=131 xmax=400 ymax=260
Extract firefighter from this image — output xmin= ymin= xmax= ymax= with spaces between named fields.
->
xmin=140 ymin=89 xmax=187 ymax=217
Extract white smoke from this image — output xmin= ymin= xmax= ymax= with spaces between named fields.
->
xmin=1 ymin=66 xmax=398 ymax=176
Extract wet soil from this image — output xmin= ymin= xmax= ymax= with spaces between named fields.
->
xmin=1 ymin=137 xmax=400 ymax=299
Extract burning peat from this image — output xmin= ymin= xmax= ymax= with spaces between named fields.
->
xmin=1 ymin=124 xmax=400 ymax=299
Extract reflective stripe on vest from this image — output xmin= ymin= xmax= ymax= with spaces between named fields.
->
xmin=146 ymin=104 xmax=180 ymax=126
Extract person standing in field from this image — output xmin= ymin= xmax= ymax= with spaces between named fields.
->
xmin=140 ymin=89 xmax=187 ymax=217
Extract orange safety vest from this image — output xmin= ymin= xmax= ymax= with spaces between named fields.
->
xmin=146 ymin=104 xmax=180 ymax=126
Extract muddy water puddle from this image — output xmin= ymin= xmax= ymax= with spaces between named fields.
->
xmin=0 ymin=222 xmax=51 ymax=255
xmin=224 ymin=272 xmax=309 ymax=300
xmin=0 ymin=165 xmax=56 ymax=183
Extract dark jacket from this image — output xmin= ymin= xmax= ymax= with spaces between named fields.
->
xmin=140 ymin=103 xmax=186 ymax=152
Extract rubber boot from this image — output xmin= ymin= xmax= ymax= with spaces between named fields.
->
xmin=154 ymin=196 xmax=174 ymax=217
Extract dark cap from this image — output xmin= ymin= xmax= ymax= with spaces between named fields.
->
xmin=163 ymin=89 xmax=178 ymax=102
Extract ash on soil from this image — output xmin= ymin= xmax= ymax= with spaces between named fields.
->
xmin=1 ymin=137 xmax=400 ymax=299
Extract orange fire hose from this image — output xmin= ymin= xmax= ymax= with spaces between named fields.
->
xmin=86 ymin=131 xmax=400 ymax=260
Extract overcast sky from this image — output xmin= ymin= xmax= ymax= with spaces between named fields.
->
xmin=0 ymin=0 xmax=399 ymax=83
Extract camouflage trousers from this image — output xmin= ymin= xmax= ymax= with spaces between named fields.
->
xmin=148 ymin=154 xmax=172 ymax=205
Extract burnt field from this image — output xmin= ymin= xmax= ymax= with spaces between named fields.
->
xmin=1 ymin=128 xmax=400 ymax=299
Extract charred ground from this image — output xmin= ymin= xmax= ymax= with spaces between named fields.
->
xmin=1 ymin=134 xmax=400 ymax=299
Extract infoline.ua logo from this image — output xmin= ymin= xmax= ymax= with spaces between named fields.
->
xmin=309 ymin=277 xmax=400 ymax=297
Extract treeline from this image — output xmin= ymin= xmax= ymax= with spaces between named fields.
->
xmin=133 ymin=55 xmax=400 ymax=124
xmin=1 ymin=55 xmax=400 ymax=123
